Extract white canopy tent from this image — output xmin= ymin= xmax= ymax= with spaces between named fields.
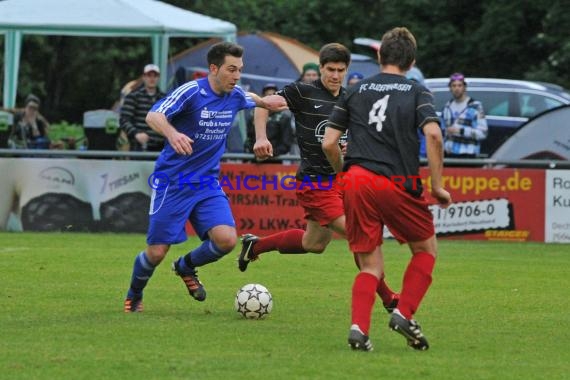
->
xmin=0 ymin=0 xmax=236 ymax=108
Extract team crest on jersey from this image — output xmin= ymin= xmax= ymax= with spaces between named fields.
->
xmin=314 ymin=120 xmax=347 ymax=143
xmin=200 ymin=108 xmax=218 ymax=119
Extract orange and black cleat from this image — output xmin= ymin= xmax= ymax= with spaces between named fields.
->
xmin=124 ymin=297 xmax=143 ymax=313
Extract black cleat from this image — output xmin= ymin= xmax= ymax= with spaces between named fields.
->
xmin=238 ymin=234 xmax=260 ymax=272
xmin=348 ymin=324 xmax=373 ymax=351
xmin=383 ymin=294 xmax=400 ymax=314
xmin=389 ymin=309 xmax=429 ymax=350
xmin=172 ymin=258 xmax=206 ymax=301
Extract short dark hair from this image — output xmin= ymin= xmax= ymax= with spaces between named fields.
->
xmin=207 ymin=42 xmax=244 ymax=67
xmin=379 ymin=27 xmax=417 ymax=71
xmin=319 ymin=43 xmax=351 ymax=67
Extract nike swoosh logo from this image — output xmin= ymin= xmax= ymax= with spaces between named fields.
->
xmin=314 ymin=105 xmax=323 ymax=109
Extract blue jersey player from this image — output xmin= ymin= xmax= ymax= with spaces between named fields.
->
xmin=124 ymin=42 xmax=287 ymax=312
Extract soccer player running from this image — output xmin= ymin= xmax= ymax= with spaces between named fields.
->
xmin=322 ymin=27 xmax=452 ymax=351
xmin=123 ymin=42 xmax=286 ymax=312
xmin=238 ymin=43 xmax=399 ymax=313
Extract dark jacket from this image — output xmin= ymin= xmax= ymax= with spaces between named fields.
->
xmin=119 ymin=87 xmax=166 ymax=151
xmin=244 ymin=109 xmax=294 ymax=156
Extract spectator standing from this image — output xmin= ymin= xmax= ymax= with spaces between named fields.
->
xmin=244 ymin=83 xmax=294 ymax=160
xmin=323 ymin=27 xmax=451 ymax=351
xmin=441 ymin=73 xmax=488 ymax=158
xmin=120 ymin=64 xmax=166 ymax=152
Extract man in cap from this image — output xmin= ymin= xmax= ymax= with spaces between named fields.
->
xmin=120 ymin=64 xmax=166 ymax=152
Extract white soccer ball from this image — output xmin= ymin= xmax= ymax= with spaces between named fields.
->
xmin=234 ymin=283 xmax=273 ymax=319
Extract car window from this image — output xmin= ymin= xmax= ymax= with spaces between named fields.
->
xmin=431 ymin=89 xmax=513 ymax=117
xmin=519 ymin=94 xmax=546 ymax=117
xmin=544 ymin=98 xmax=565 ymax=109
xmin=519 ymin=93 xmax=565 ymax=117
xmin=469 ymin=90 xmax=511 ymax=117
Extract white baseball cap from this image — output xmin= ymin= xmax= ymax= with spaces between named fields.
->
xmin=143 ymin=64 xmax=160 ymax=74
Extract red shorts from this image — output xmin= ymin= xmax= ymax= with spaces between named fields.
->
xmin=343 ymin=165 xmax=435 ymax=253
xmin=296 ymin=181 xmax=344 ymax=226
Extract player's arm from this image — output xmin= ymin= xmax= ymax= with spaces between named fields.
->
xmin=424 ymin=121 xmax=452 ymax=207
xmin=322 ymin=126 xmax=344 ymax=173
xmin=247 ymin=92 xmax=288 ymax=160
xmin=146 ymin=111 xmax=193 ymax=155
xmin=247 ymin=92 xmax=287 ymax=112
xmin=251 ymin=107 xmax=272 ymax=160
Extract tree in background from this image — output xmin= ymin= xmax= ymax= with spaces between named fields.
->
xmin=174 ymin=0 xmax=567 ymax=85
xmin=524 ymin=1 xmax=570 ymax=87
xmin=1 ymin=0 xmax=567 ymax=124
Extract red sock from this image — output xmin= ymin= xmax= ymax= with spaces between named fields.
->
xmin=352 ymin=256 xmax=397 ymax=305
xmin=377 ymin=276 xmax=397 ymax=305
xmin=351 ymin=272 xmax=379 ymax=335
xmin=253 ymin=229 xmax=307 ymax=255
xmin=398 ymin=252 xmax=435 ymax=319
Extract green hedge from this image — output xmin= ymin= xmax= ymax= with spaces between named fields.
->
xmin=47 ymin=121 xmax=86 ymax=150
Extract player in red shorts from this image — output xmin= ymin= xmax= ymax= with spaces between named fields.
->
xmin=238 ymin=43 xmax=399 ymax=313
xmin=323 ymin=27 xmax=452 ymax=351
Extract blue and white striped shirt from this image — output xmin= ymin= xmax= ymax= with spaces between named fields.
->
xmin=442 ymin=97 xmax=488 ymax=156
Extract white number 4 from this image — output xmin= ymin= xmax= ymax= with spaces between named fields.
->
xmin=368 ymin=95 xmax=390 ymax=132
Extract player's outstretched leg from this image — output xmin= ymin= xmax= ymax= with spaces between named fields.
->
xmin=238 ymin=234 xmax=260 ymax=272
xmin=238 ymin=230 xmax=308 ymax=272
xmin=389 ymin=309 xmax=429 ymax=350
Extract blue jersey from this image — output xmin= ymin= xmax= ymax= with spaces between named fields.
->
xmin=150 ymin=77 xmax=255 ymax=182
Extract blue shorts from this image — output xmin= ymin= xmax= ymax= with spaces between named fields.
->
xmin=146 ymin=184 xmax=235 ymax=245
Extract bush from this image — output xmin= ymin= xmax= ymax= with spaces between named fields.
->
xmin=47 ymin=121 xmax=86 ymax=150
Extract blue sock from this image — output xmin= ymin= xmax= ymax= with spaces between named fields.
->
xmin=178 ymin=240 xmax=227 ymax=274
xmin=127 ymin=251 xmax=156 ymax=298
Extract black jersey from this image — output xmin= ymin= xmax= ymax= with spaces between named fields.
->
xmin=327 ymin=73 xmax=439 ymax=196
xmin=278 ymin=80 xmax=345 ymax=181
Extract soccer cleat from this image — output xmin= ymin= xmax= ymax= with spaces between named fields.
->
xmin=238 ymin=234 xmax=260 ymax=272
xmin=124 ymin=296 xmax=143 ymax=313
xmin=389 ymin=309 xmax=429 ymax=350
xmin=347 ymin=324 xmax=373 ymax=351
xmin=383 ymin=293 xmax=400 ymax=314
xmin=172 ymin=258 xmax=206 ymax=302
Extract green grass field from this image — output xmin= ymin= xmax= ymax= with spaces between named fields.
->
xmin=1 ymin=232 xmax=569 ymax=380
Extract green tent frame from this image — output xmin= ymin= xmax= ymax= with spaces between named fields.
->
xmin=0 ymin=0 xmax=236 ymax=108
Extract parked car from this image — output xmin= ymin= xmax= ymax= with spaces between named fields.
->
xmin=425 ymin=78 xmax=570 ymax=156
